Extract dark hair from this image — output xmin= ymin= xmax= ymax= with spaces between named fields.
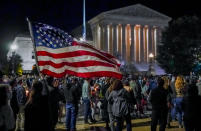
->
xmin=113 ymin=79 xmax=123 ymax=90
xmin=46 ymin=76 xmax=54 ymax=86
xmin=33 ymin=81 xmax=43 ymax=93
xmin=0 ymin=85 xmax=8 ymax=108
xmin=123 ymin=80 xmax=129 ymax=86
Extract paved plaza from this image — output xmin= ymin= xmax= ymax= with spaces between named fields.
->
xmin=56 ymin=117 xmax=185 ymax=131
xmin=56 ymin=105 xmax=184 ymax=131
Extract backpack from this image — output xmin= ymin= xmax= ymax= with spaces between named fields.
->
xmin=112 ymin=91 xmax=129 ymax=117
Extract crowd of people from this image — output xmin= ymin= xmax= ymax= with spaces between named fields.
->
xmin=0 ymin=70 xmax=201 ymax=131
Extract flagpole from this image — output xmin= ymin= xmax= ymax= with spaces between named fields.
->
xmin=83 ymin=0 xmax=86 ymax=41
xmin=26 ymin=18 xmax=40 ymax=75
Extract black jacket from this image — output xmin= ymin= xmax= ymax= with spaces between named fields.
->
xmin=149 ymin=86 xmax=169 ymax=110
xmin=64 ymin=83 xmax=80 ymax=104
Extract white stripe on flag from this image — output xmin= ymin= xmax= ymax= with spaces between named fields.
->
xmin=37 ymin=55 xmax=115 ymax=65
xmin=39 ymin=65 xmax=120 ymax=74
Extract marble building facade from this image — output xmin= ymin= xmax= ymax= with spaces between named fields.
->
xmin=7 ymin=36 xmax=35 ymax=73
xmin=88 ymin=4 xmax=171 ymax=69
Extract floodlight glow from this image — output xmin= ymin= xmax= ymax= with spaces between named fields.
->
xmin=11 ymin=44 xmax=17 ymax=50
xmin=80 ymin=37 xmax=85 ymax=42
xmin=149 ymin=53 xmax=154 ymax=58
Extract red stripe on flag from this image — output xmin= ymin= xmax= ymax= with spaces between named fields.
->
xmin=38 ymin=60 xmax=116 ymax=68
xmin=73 ymin=41 xmax=120 ymax=66
xmin=41 ymin=69 xmax=122 ymax=79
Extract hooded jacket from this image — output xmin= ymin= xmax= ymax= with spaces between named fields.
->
xmin=108 ymin=88 xmax=134 ymax=117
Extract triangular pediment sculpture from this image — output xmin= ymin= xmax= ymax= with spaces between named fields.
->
xmin=102 ymin=4 xmax=171 ymax=20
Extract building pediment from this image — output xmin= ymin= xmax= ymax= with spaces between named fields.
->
xmin=104 ymin=4 xmax=171 ymax=20
xmin=89 ymin=4 xmax=171 ymax=25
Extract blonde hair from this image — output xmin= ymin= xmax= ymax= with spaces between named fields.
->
xmin=175 ymin=75 xmax=185 ymax=89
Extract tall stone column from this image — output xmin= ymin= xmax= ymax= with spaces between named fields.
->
xmin=117 ymin=24 xmax=122 ymax=55
xmin=108 ymin=25 xmax=113 ymax=54
xmin=97 ymin=25 xmax=101 ymax=49
xmin=122 ymin=24 xmax=126 ymax=61
xmin=113 ymin=24 xmax=117 ymax=56
xmin=99 ymin=25 xmax=103 ymax=49
xmin=99 ymin=25 xmax=104 ymax=50
xmin=103 ymin=24 xmax=108 ymax=52
xmin=153 ymin=27 xmax=157 ymax=59
xmin=148 ymin=26 xmax=153 ymax=62
xmin=140 ymin=25 xmax=144 ymax=63
xmin=130 ymin=25 xmax=135 ymax=62
xmin=92 ymin=25 xmax=97 ymax=48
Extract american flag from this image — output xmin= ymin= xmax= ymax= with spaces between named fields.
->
xmin=30 ymin=22 xmax=122 ymax=79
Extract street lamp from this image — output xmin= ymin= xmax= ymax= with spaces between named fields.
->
xmin=149 ymin=53 xmax=154 ymax=59
xmin=10 ymin=44 xmax=17 ymax=75
xmin=148 ymin=53 xmax=155 ymax=76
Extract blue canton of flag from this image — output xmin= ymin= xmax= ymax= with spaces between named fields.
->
xmin=32 ymin=22 xmax=73 ymax=49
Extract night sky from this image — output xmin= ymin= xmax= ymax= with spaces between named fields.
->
xmin=0 ymin=0 xmax=200 ymax=50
